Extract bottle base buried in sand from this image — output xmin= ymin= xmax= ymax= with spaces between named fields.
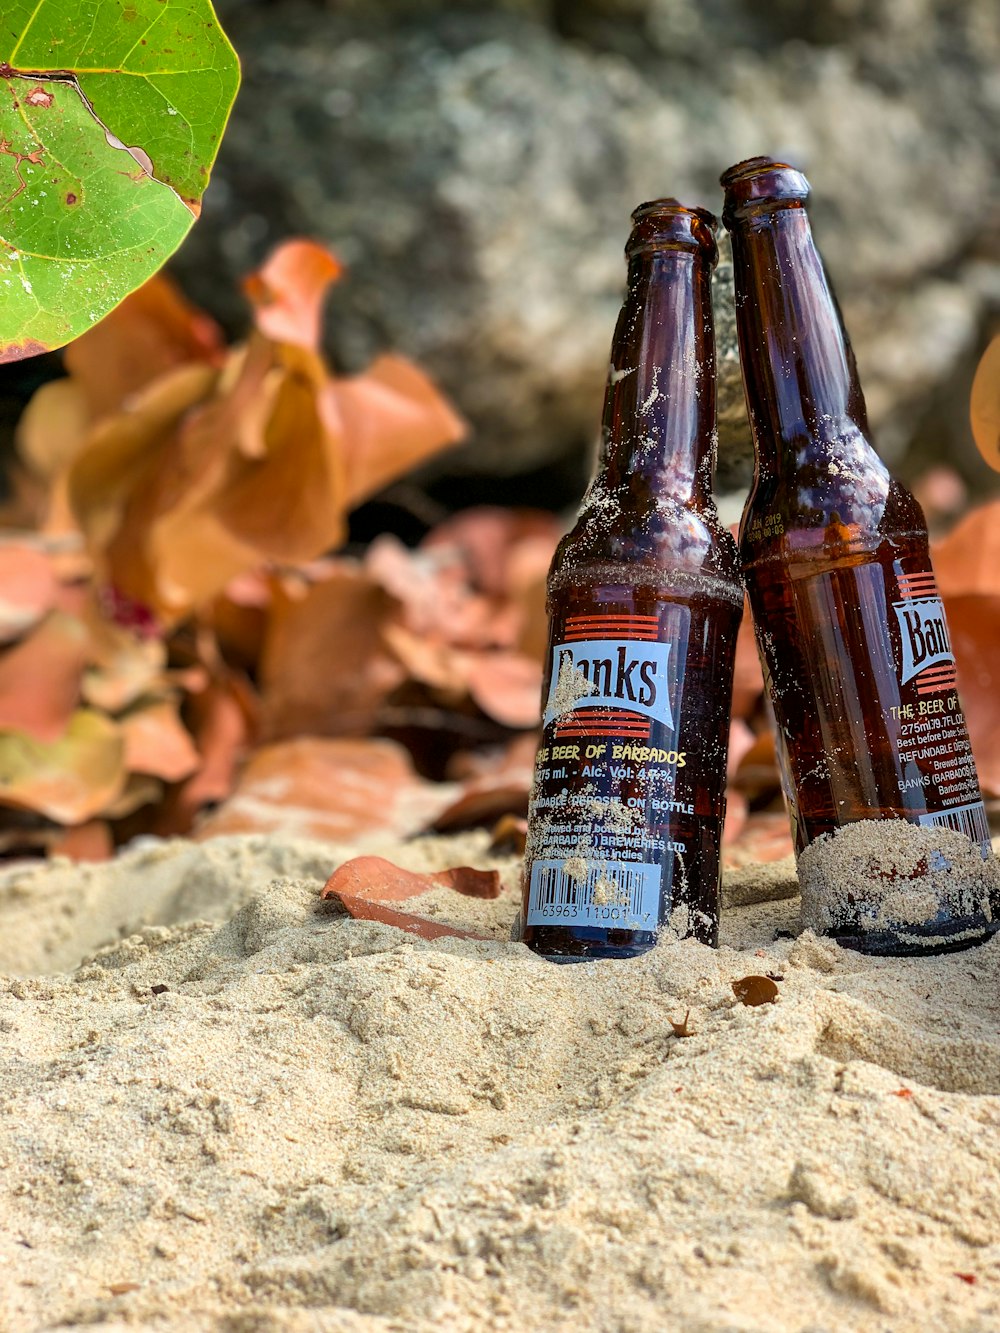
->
xmin=794 ymin=813 xmax=1000 ymax=959
xmin=521 ymin=577 xmax=740 ymax=962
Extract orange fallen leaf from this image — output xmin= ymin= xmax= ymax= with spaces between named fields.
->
xmin=0 ymin=612 xmax=89 ymax=742
xmin=120 ymin=700 xmax=201 ymax=782
xmin=196 ymin=737 xmax=455 ymax=843
xmin=731 ymin=602 xmax=765 ymax=719
xmin=467 ymin=651 xmax=542 ymax=730
xmin=732 ymin=975 xmax=779 ymax=1007
xmin=0 ymin=543 xmax=58 ymax=644
xmin=970 ymin=334 xmax=1000 ymax=472
xmin=66 ymin=273 xmax=224 ymax=420
xmin=50 ymin=820 xmax=114 ymax=863
xmin=722 ymin=811 xmax=794 ymax=869
xmin=243 ymin=239 xmax=343 ymax=352
xmin=326 ymin=894 xmax=491 ymax=942
xmin=954 ymin=1272 xmax=978 ymax=1285
xmin=322 ymin=856 xmax=502 ymax=903
xmin=944 ymin=595 xmax=1000 ymax=796
xmin=155 ymin=675 xmax=256 ymax=836
xmin=331 ymin=355 xmax=466 ymax=509
xmin=259 ymin=562 xmax=403 ymax=740
xmin=0 ymin=709 xmax=125 ymax=824
xmin=933 ymin=500 xmax=1000 ymax=598
xmin=891 ymin=1088 xmax=914 ymax=1099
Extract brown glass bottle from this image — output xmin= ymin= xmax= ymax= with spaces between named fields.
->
xmin=722 ymin=156 xmax=997 ymax=955
xmin=521 ymin=201 xmax=743 ymax=962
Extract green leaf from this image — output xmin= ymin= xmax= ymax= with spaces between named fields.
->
xmin=0 ymin=0 xmax=239 ymax=360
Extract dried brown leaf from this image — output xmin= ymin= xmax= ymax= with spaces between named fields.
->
xmin=970 ymin=334 xmax=1000 ymax=472
xmin=325 ymin=893 xmax=491 ymax=942
xmin=331 ymin=355 xmax=466 ymax=509
xmin=322 ymin=856 xmax=501 ymax=903
xmin=243 ymin=240 xmax=343 ymax=351
xmin=0 ymin=612 xmax=89 ymax=742
xmin=933 ymin=500 xmax=1000 ymax=598
xmin=65 ymin=274 xmax=224 ymax=420
xmin=0 ymin=543 xmax=58 ymax=644
xmin=120 ymin=700 xmax=201 ymax=782
xmin=0 ymin=709 xmax=125 ymax=824
xmin=732 ymin=975 xmax=780 ymax=1007
xmin=196 ymin=737 xmax=455 ymax=843
xmin=259 ymin=563 xmax=404 ymax=740
xmin=942 ymin=594 xmax=1000 ymax=796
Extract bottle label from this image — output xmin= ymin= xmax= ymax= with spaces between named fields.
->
xmin=542 ymin=638 xmax=673 ymax=728
xmin=888 ymin=567 xmax=989 ymax=853
xmin=525 ymin=604 xmax=712 ymax=937
xmin=891 ymin=579 xmax=954 ymax=687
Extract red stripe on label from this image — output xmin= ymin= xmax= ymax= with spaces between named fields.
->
xmin=915 ymin=678 xmax=956 ymax=695
xmin=561 ymin=631 xmax=659 ymax=641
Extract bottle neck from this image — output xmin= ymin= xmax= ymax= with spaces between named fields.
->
xmin=598 ymin=244 xmax=716 ymax=507
xmin=729 ymin=205 xmax=870 ymax=465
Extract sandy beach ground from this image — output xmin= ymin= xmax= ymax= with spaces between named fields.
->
xmin=2 ymin=832 xmax=1000 ymax=1332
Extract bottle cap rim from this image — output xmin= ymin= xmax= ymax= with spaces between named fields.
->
xmin=719 ymin=158 xmax=811 ymax=227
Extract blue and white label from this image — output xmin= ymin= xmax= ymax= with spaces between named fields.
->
xmin=892 ymin=596 xmax=954 ymax=685
xmin=526 ymin=858 xmax=662 ymax=929
xmin=543 ymin=638 xmax=672 ymax=728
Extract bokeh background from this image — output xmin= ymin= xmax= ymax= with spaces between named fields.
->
xmin=5 ymin=0 xmax=1000 ymax=520
xmin=182 ymin=0 xmax=1000 ymax=516
xmin=0 ymin=0 xmax=999 ymax=863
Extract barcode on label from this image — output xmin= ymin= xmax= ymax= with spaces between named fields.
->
xmin=918 ymin=801 xmax=992 ymax=854
xmin=526 ymin=858 xmax=662 ymax=929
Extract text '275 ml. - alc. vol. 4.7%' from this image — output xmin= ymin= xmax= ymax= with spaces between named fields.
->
xmin=520 ymin=200 xmax=743 ymax=962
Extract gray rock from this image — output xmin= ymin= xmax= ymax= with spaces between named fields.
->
xmin=174 ymin=1 xmax=1000 ymax=495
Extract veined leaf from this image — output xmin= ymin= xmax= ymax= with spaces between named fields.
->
xmin=0 ymin=0 xmax=239 ymax=359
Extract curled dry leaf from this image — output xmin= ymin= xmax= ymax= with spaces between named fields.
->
xmin=196 ymin=736 xmax=457 ymax=843
xmin=155 ymin=675 xmax=257 ymax=837
xmin=732 ymin=975 xmax=780 ymax=1007
xmin=940 ymin=595 xmax=1000 ymax=796
xmin=932 ymin=500 xmax=1000 ymax=599
xmin=0 ymin=544 xmax=58 ymax=644
xmin=324 ymin=894 xmax=492 ymax=942
xmin=259 ymin=563 xmax=404 ymax=740
xmin=120 ymin=700 xmax=201 ymax=783
xmin=243 ymin=239 xmax=343 ymax=352
xmin=489 ymin=814 xmax=528 ymax=856
xmin=0 ymin=613 xmax=89 ymax=743
xmin=322 ymin=856 xmax=502 ymax=903
xmin=50 ymin=820 xmax=114 ymax=863
xmin=731 ymin=603 xmax=765 ymax=720
xmin=332 ymin=355 xmax=466 ymax=509
xmin=64 ymin=273 xmax=225 ymax=421
xmin=970 ymin=334 xmax=1000 ymax=472
xmin=0 ymin=710 xmax=125 ymax=825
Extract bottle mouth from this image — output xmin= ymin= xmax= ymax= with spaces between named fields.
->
xmin=719 ymin=157 xmax=810 ymax=228
xmin=626 ymin=198 xmax=718 ymax=265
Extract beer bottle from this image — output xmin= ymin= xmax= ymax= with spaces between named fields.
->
xmin=721 ymin=156 xmax=997 ymax=955
xmin=521 ymin=200 xmax=743 ymax=962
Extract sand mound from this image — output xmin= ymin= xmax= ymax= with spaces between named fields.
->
xmin=2 ymin=834 xmax=1000 ymax=1331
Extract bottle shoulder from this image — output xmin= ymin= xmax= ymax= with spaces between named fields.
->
xmin=741 ymin=459 xmax=928 ymax=570
xmin=549 ymin=496 xmax=743 ymax=604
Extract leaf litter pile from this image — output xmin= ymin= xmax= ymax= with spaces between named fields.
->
xmin=3 ymin=249 xmax=1000 ymax=1331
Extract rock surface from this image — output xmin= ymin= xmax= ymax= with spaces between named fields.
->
xmin=179 ymin=0 xmax=1000 ymax=490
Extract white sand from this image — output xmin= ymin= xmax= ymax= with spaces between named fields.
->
xmin=2 ymin=833 xmax=1000 ymax=1331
